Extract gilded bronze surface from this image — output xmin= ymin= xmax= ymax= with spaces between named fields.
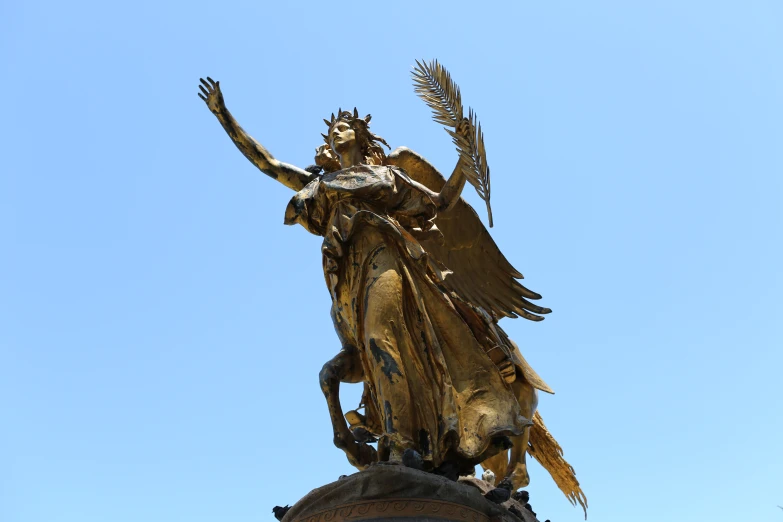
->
xmin=198 ymin=62 xmax=586 ymax=517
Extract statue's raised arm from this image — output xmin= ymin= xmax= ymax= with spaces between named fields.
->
xmin=198 ymin=77 xmax=313 ymax=191
xmin=197 ymin=63 xmax=587 ymax=519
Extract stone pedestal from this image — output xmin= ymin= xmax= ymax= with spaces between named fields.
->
xmin=281 ymin=465 xmax=540 ymax=522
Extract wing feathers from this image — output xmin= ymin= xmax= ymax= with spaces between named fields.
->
xmin=387 ymin=147 xmax=550 ymax=321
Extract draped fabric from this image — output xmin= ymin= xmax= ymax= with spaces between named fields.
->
xmin=285 ymin=164 xmax=530 ymax=466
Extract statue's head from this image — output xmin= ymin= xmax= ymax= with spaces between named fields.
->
xmin=313 ymin=143 xmax=341 ymax=173
xmin=321 ymin=108 xmax=389 ymax=168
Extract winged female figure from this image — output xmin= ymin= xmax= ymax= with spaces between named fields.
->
xmin=198 ymin=75 xmax=586 ymax=515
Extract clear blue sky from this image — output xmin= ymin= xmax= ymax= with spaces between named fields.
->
xmin=2 ymin=1 xmax=781 ymax=521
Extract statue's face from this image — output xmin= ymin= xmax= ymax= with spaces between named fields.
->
xmin=329 ymin=121 xmax=356 ymax=155
xmin=315 ymin=144 xmax=334 ymax=164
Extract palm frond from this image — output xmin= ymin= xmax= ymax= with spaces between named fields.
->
xmin=411 ymin=59 xmax=464 ymax=127
xmin=468 ymin=107 xmax=492 ymax=227
xmin=411 ymin=59 xmax=494 ymax=227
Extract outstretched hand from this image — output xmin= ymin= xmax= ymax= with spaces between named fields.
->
xmin=198 ymin=77 xmax=225 ymax=114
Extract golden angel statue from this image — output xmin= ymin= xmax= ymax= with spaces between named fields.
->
xmin=198 ymin=61 xmax=586 ymax=516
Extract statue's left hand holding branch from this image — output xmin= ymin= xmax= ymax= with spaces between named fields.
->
xmin=402 ymin=117 xmax=471 ymax=213
xmin=437 ymin=117 xmax=471 ymax=211
xmin=198 ymin=77 xmax=314 ymax=192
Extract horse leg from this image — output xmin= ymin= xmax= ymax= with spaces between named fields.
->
xmin=319 ymin=346 xmax=377 ymax=469
xmin=481 ymin=450 xmax=509 ymax=485
xmin=506 ymin=379 xmax=538 ymax=489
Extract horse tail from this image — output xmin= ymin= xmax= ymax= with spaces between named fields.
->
xmin=528 ymin=411 xmax=588 ymax=519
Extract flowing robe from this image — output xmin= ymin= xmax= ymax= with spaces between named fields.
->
xmin=285 ymin=164 xmax=530 ymax=466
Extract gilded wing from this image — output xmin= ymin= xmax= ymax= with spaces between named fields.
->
xmin=387 ymin=147 xmax=551 ymax=322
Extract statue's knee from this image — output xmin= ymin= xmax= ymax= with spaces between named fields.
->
xmin=319 ymin=363 xmax=336 ymax=391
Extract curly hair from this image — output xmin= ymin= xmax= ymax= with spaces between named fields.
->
xmin=320 ymin=108 xmax=390 ymax=169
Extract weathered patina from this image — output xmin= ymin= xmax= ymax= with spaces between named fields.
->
xmin=198 ymin=63 xmax=586 ymax=517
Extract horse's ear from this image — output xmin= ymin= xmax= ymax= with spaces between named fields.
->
xmin=364 ymin=114 xmax=372 ymax=123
